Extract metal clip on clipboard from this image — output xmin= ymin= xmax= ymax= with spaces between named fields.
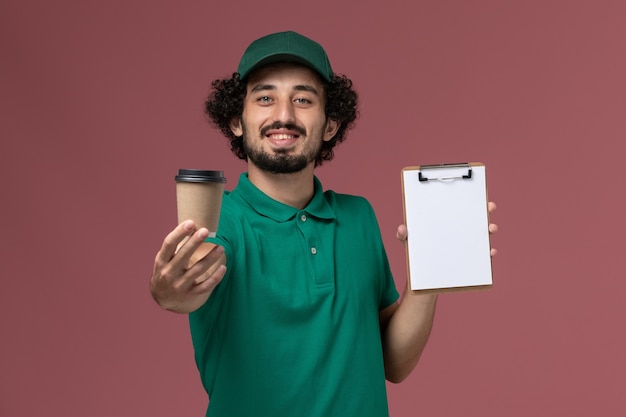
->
xmin=418 ymin=163 xmax=473 ymax=182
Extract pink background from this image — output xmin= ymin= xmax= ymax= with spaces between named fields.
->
xmin=2 ymin=0 xmax=625 ymax=415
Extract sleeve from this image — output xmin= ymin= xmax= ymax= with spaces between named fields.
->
xmin=361 ymin=197 xmax=400 ymax=310
xmin=376 ymin=230 xmax=400 ymax=310
xmin=197 ymin=193 xmax=239 ymax=306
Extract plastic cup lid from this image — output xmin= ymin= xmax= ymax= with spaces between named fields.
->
xmin=175 ymin=169 xmax=227 ymax=183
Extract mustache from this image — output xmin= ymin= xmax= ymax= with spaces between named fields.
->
xmin=260 ymin=122 xmax=306 ymax=137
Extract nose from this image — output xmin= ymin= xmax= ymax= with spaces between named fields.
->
xmin=273 ymin=98 xmax=296 ymax=124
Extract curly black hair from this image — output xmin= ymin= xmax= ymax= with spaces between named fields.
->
xmin=204 ymin=70 xmax=358 ymax=166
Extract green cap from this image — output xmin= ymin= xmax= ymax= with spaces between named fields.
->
xmin=237 ymin=31 xmax=333 ymax=81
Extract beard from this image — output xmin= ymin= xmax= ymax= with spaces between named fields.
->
xmin=242 ymin=121 xmax=323 ymax=174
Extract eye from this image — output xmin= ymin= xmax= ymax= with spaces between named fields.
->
xmin=294 ymin=97 xmax=312 ymax=105
xmin=257 ymin=96 xmax=272 ymax=103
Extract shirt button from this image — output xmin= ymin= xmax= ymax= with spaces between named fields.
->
xmin=300 ymin=214 xmax=307 ymax=222
xmin=310 ymin=247 xmax=317 ymax=255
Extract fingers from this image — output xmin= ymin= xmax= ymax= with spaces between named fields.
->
xmin=487 ymin=200 xmax=498 ymax=234
xmin=396 ymin=224 xmax=408 ymax=242
xmin=187 ymin=244 xmax=227 ymax=284
xmin=156 ymin=220 xmax=196 ymax=264
xmin=151 ymin=223 xmax=227 ymax=312
xmin=174 ymin=228 xmax=210 ymax=268
xmin=193 ymin=263 xmax=227 ymax=290
xmin=488 ymin=201 xmax=498 ymax=256
xmin=152 ymin=220 xmax=211 ymax=295
xmin=156 ymin=220 xmax=210 ymax=269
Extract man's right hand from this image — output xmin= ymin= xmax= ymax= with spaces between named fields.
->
xmin=150 ymin=220 xmax=227 ymax=313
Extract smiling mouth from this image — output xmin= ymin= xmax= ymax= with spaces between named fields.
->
xmin=261 ymin=122 xmax=306 ymax=138
xmin=266 ymin=133 xmax=300 ymax=149
xmin=268 ymin=133 xmax=298 ymax=140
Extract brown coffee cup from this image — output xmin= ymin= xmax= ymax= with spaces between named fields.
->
xmin=175 ymin=169 xmax=226 ymax=237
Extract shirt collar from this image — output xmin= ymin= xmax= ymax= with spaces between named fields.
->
xmin=235 ymin=173 xmax=336 ymax=222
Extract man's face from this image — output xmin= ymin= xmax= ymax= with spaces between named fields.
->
xmin=230 ymin=63 xmax=338 ymax=174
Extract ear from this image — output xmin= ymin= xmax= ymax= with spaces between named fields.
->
xmin=323 ymin=119 xmax=340 ymax=142
xmin=229 ymin=117 xmax=243 ymax=137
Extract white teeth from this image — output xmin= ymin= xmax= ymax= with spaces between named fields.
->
xmin=270 ymin=134 xmax=295 ymax=139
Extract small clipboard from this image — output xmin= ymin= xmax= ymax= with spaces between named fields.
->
xmin=401 ymin=163 xmax=493 ymax=293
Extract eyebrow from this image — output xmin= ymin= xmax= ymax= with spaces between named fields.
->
xmin=250 ymin=84 xmax=320 ymax=95
xmin=294 ymin=85 xmax=319 ymax=95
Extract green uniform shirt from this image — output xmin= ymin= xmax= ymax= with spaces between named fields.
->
xmin=190 ymin=173 xmax=399 ymax=417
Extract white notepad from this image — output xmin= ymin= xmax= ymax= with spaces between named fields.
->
xmin=402 ymin=163 xmax=493 ymax=292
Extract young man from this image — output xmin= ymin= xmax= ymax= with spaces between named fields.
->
xmin=151 ymin=31 xmax=497 ymax=417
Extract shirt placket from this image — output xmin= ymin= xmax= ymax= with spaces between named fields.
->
xmin=296 ymin=211 xmax=333 ymax=288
